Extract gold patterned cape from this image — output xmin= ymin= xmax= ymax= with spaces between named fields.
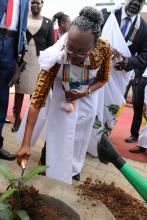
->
xmin=31 ymin=38 xmax=111 ymax=109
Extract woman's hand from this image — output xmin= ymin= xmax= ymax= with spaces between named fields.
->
xmin=112 ymin=48 xmax=128 ymax=71
xmin=16 ymin=145 xmax=31 ymax=167
xmin=65 ymin=89 xmax=88 ymax=102
xmin=111 ymin=48 xmax=123 ymax=61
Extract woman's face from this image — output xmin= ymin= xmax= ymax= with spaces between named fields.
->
xmin=30 ymin=0 xmax=43 ymax=16
xmin=66 ymin=26 xmax=95 ymax=66
xmin=124 ymin=0 xmax=145 ymax=17
xmin=60 ymin=18 xmax=71 ymax=34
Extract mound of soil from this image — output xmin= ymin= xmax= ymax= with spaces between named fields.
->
xmin=78 ymin=178 xmax=147 ymax=220
xmin=7 ymin=185 xmax=74 ymax=220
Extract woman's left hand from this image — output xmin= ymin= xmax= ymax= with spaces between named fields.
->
xmin=65 ymin=89 xmax=88 ymax=102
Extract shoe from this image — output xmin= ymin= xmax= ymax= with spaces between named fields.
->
xmin=11 ymin=119 xmax=21 ymax=132
xmin=38 ymin=160 xmax=46 ymax=176
xmin=0 ymin=148 xmax=16 ymax=161
xmin=38 ymin=172 xmax=46 ymax=176
xmin=72 ymin=173 xmax=80 ymax=181
xmin=5 ymin=118 xmax=11 ymax=123
xmin=125 ymin=135 xmax=138 ymax=143
xmin=129 ymin=146 xmax=146 ymax=153
xmin=11 ymin=124 xmax=19 ymax=132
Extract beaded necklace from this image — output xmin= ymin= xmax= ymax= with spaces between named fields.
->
xmin=62 ymin=59 xmax=90 ymax=90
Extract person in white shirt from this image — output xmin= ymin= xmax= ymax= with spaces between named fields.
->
xmin=102 ymin=0 xmax=147 ymax=144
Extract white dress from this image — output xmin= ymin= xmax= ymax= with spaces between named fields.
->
xmin=45 ymin=64 xmax=99 ymax=183
xmin=17 ymin=34 xmax=100 ymax=184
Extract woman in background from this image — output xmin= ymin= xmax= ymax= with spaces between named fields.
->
xmin=52 ymin=12 xmax=71 ymax=42
xmin=12 ymin=0 xmax=54 ymax=132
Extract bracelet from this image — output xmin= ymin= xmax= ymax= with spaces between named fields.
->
xmin=88 ymin=87 xmax=92 ymax=94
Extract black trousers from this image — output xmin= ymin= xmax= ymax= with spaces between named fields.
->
xmin=131 ymin=77 xmax=147 ymax=137
xmin=124 ymin=78 xmax=135 ymax=100
xmin=40 ymin=142 xmax=46 ymax=165
xmin=0 ymin=34 xmax=17 ymax=146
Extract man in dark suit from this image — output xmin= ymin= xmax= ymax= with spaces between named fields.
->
xmin=0 ymin=0 xmax=29 ymax=160
xmin=102 ymin=0 xmax=147 ymax=152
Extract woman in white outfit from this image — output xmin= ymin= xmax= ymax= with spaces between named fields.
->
xmin=16 ymin=7 xmax=111 ymax=184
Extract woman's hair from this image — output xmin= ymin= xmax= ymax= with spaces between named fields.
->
xmin=71 ymin=6 xmax=103 ymax=43
xmin=52 ymin=12 xmax=70 ymax=27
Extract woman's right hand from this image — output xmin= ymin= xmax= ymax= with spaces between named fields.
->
xmin=16 ymin=145 xmax=31 ymax=167
xmin=111 ymin=48 xmax=123 ymax=61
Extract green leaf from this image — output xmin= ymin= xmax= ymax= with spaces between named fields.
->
xmin=0 ymin=188 xmax=16 ymax=203
xmin=0 ymin=203 xmax=13 ymax=220
xmin=0 ymin=160 xmax=14 ymax=181
xmin=22 ymin=165 xmax=47 ymax=183
xmin=16 ymin=209 xmax=30 ymax=220
xmin=0 ymin=202 xmax=11 ymax=210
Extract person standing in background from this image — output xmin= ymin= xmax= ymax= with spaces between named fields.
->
xmin=52 ymin=11 xmax=71 ymax=42
xmin=129 ymin=66 xmax=147 ymax=153
xmin=0 ymin=0 xmax=29 ymax=160
xmin=12 ymin=0 xmax=54 ymax=132
xmin=133 ymin=84 xmax=147 ymax=153
xmin=88 ymin=0 xmax=147 ymax=157
xmin=102 ymin=0 xmax=147 ymax=143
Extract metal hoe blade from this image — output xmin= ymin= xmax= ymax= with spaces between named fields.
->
xmin=21 ymin=159 xmax=26 ymax=177
xmin=21 ymin=167 xmax=25 ymax=177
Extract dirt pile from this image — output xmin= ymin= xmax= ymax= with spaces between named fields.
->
xmin=8 ymin=185 xmax=70 ymax=220
xmin=78 ymin=177 xmax=147 ymax=220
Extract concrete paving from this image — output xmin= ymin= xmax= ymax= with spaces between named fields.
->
xmin=0 ymin=122 xmax=146 ymax=219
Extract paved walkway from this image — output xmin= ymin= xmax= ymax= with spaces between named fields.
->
xmin=2 ymin=121 xmax=147 ymax=203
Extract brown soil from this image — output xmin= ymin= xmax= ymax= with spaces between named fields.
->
xmin=7 ymin=185 xmax=70 ymax=220
xmin=78 ymin=178 xmax=147 ymax=220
